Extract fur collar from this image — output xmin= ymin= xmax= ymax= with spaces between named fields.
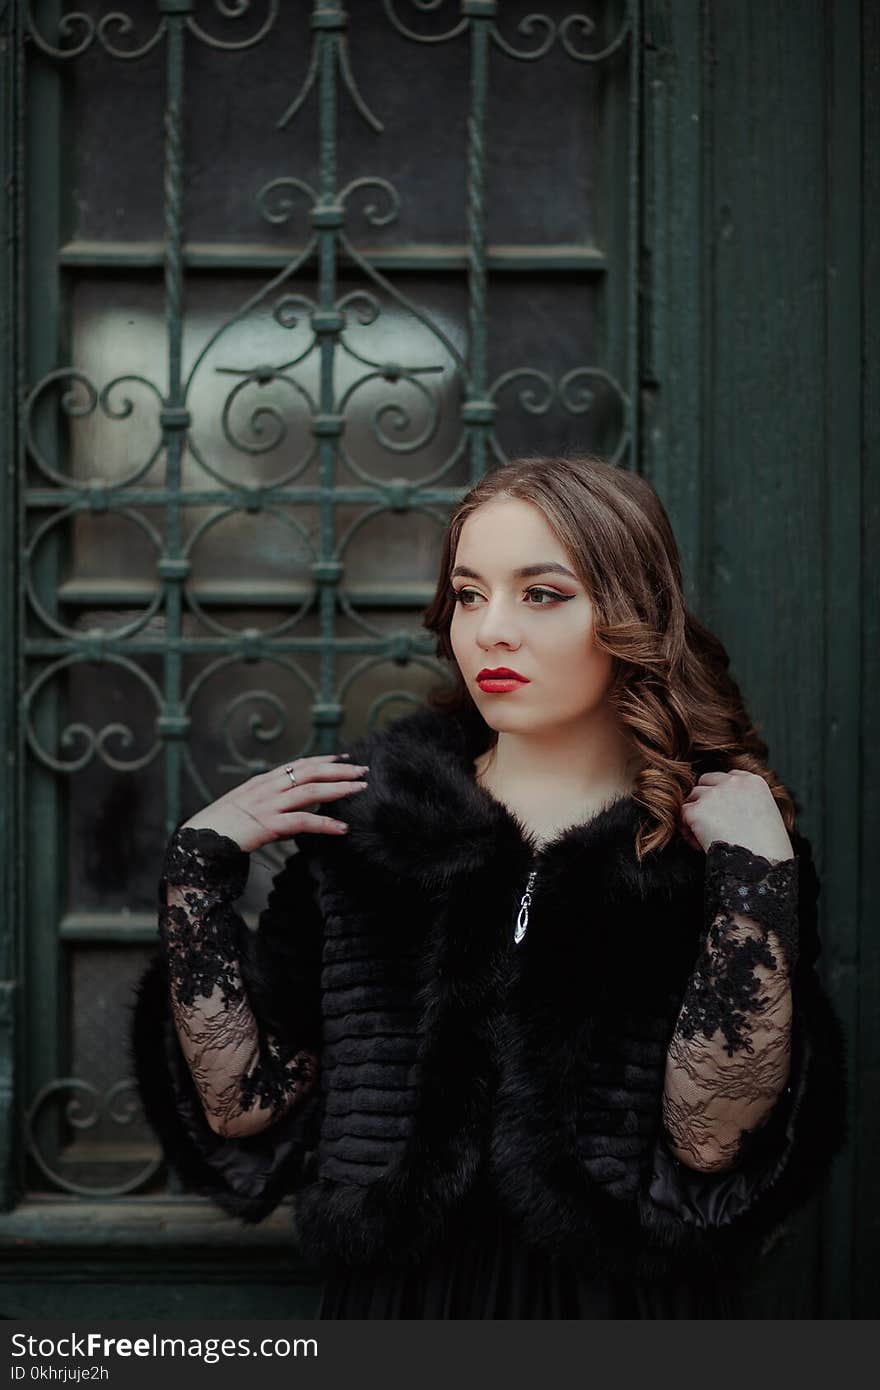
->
xmin=315 ymin=698 xmax=704 ymax=902
xmin=296 ymin=701 xmax=710 ymax=1015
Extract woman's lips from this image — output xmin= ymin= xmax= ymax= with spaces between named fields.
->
xmin=476 ymin=668 xmax=530 ymax=694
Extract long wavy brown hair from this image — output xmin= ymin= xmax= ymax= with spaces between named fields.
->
xmin=421 ymin=454 xmax=797 ymax=861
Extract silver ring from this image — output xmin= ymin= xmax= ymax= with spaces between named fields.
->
xmin=284 ymin=764 xmax=298 ymax=787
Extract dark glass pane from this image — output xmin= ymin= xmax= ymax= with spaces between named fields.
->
xmin=177 ymin=272 xmax=467 ymax=492
xmin=67 ymin=5 xmax=165 ymax=243
xmin=69 ymin=945 xmax=156 ymax=1146
xmin=67 ymin=0 xmax=615 ymax=247
xmin=26 ymin=945 xmax=158 ymax=1194
xmin=64 ymin=648 xmax=166 ymax=913
xmin=486 ymin=273 xmax=613 ymax=458
xmin=63 ymin=269 xmax=604 ymax=514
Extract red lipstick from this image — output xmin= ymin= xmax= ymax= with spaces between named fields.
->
xmin=476 ymin=667 xmax=530 ymax=694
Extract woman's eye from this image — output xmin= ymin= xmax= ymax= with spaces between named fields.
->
xmin=524 ymin=587 xmax=565 ymax=605
xmin=449 ymin=585 xmax=567 ymax=607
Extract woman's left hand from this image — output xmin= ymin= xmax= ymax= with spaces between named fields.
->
xmin=679 ymin=770 xmax=794 ymax=861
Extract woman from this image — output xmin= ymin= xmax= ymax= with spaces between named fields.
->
xmin=132 ymin=454 xmax=847 ymax=1318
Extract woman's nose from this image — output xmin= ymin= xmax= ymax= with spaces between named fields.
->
xmin=475 ymin=597 xmax=521 ymax=649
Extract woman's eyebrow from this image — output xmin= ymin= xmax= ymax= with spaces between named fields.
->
xmin=450 ymin=562 xmax=578 ymax=581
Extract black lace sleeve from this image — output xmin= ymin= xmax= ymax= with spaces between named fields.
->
xmin=679 ymin=841 xmax=799 ymax=1045
xmin=130 ymin=826 xmax=325 ymax=1221
xmin=158 ymin=826 xmax=319 ymax=1139
xmin=638 ymin=830 xmax=848 ymax=1273
xmin=659 ymin=841 xmax=798 ymax=1172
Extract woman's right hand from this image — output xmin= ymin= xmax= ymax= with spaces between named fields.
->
xmin=180 ymin=755 xmax=369 ymax=853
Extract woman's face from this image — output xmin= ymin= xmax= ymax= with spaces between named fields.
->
xmin=448 ymin=496 xmax=616 ymax=736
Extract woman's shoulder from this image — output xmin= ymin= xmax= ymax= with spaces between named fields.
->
xmin=295 ymin=701 xmax=513 ymax=889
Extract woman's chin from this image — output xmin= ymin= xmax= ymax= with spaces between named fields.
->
xmin=470 ymin=700 xmax=539 ymax=736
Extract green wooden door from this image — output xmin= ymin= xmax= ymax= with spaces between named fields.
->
xmin=0 ymin=0 xmax=875 ymax=1318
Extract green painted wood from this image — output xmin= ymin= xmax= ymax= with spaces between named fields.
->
xmin=640 ymin=0 xmax=704 ymax=598
xmin=856 ymin=0 xmax=880 ymax=1322
xmin=58 ymin=912 xmax=257 ymax=943
xmin=820 ymin=0 xmax=862 ymax=1321
xmin=0 ymin=0 xmax=23 ymax=1211
xmin=22 ymin=0 xmax=68 ymax=1189
xmin=706 ymin=0 xmax=830 ymax=1317
xmin=23 ymin=634 xmax=437 ymax=658
xmin=25 ymin=485 xmax=471 ymax=508
xmin=642 ymin=0 xmax=873 ymax=1314
xmin=704 ymin=0 xmax=863 ymax=1316
xmin=56 ymin=579 xmax=439 ymax=609
xmin=55 ymin=240 xmax=609 ymax=273
xmin=0 ymin=1203 xmax=324 ymax=1314
xmin=0 ymin=984 xmax=16 ymax=1211
xmin=626 ymin=0 xmax=642 ymax=473
xmin=602 ymin=0 xmax=640 ymax=471
xmin=0 ymin=1197 xmax=311 ymax=1251
xmin=0 ymin=1279 xmax=321 ymax=1320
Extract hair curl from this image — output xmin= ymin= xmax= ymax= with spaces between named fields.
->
xmin=421 ymin=454 xmax=797 ymax=862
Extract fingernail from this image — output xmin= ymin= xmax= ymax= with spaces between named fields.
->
xmin=335 ymin=822 xmax=349 ymax=832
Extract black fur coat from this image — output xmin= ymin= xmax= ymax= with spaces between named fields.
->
xmin=131 ymin=701 xmax=847 ymax=1282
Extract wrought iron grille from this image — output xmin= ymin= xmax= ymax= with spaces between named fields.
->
xmin=15 ymin=0 xmax=641 ymax=1199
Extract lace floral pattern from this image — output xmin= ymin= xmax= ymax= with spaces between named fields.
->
xmin=159 ymin=826 xmax=319 ymax=1139
xmin=662 ymin=841 xmax=799 ymax=1172
xmin=677 ymin=841 xmax=799 ymax=1056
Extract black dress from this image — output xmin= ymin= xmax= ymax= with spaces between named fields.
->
xmin=316 ymin=1164 xmax=746 ymax=1320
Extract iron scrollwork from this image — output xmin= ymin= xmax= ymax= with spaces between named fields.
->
xmin=26 ymin=1079 xmax=163 ymax=1198
xmin=20 ymin=0 xmax=640 ymax=1196
xmin=25 ymin=1 xmax=280 ymax=60
xmin=382 ymin=0 xmax=631 ymax=63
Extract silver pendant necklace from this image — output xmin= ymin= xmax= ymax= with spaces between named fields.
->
xmin=514 ymin=869 xmax=538 ymax=944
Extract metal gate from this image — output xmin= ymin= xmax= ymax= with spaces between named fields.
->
xmin=1 ymin=0 xmax=639 ymax=1276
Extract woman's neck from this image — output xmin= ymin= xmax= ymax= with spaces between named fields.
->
xmin=475 ymin=706 xmax=640 ymax=805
